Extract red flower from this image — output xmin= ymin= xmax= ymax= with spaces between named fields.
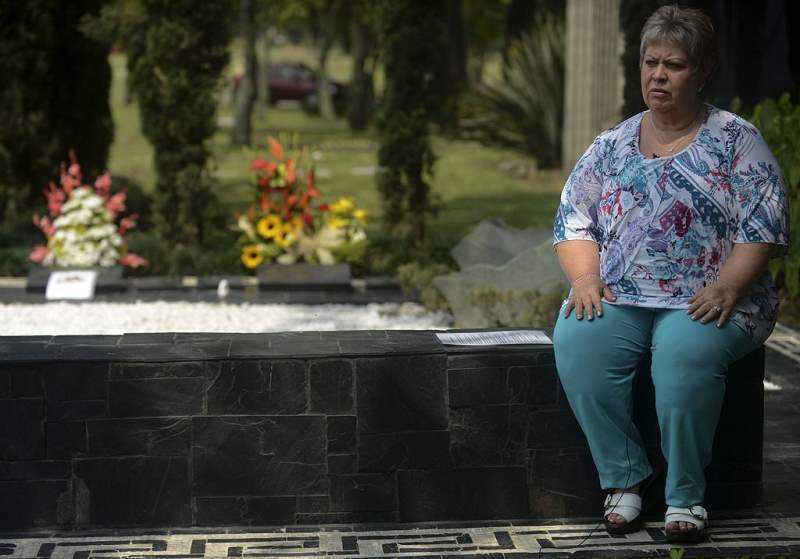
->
xmin=45 ymin=181 xmax=65 ymax=217
xmin=258 ymin=194 xmax=275 ymax=213
xmin=119 ymin=253 xmax=149 ymax=268
xmin=60 ymin=174 xmax=79 ymax=195
xmin=118 ymin=213 xmax=138 ymax=235
xmin=29 ymin=245 xmax=49 ymax=263
xmin=94 ymin=173 xmax=112 ymax=198
xmin=268 ymin=137 xmax=284 ymax=160
xmin=105 ymin=191 xmax=126 ymax=216
xmin=302 ymin=212 xmax=314 ymax=226
xmin=251 ymin=158 xmax=276 ymax=175
xmin=318 ymin=203 xmax=329 ymax=212
xmin=33 ymin=215 xmax=55 ymax=237
xmin=60 ymin=160 xmax=81 ymax=194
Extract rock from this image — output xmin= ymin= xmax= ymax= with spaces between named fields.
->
xmin=434 ymin=220 xmax=568 ymax=328
xmin=450 ymin=218 xmax=551 ymax=270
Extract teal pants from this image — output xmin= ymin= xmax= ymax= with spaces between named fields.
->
xmin=553 ymin=302 xmax=758 ymax=507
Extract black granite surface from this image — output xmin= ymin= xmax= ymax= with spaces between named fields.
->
xmin=3 ymin=274 xmax=414 ymax=304
xmin=0 ymin=329 xmax=767 ymax=529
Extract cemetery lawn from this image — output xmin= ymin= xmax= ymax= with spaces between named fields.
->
xmin=108 ymin=52 xmax=565 ymax=249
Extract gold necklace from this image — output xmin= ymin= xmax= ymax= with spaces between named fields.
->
xmin=648 ymin=107 xmax=702 ymax=153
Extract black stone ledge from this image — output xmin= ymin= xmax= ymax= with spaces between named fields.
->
xmin=0 ymin=329 xmax=554 ymax=363
xmin=0 ymin=275 xmax=417 ymax=305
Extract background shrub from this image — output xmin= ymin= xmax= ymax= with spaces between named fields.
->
xmin=0 ymin=0 xmax=113 ymax=224
xmin=748 ymin=93 xmax=800 ymax=297
xmin=376 ymin=0 xmax=448 ymax=250
xmin=461 ymin=15 xmax=565 ymax=168
xmin=99 ymin=0 xmax=235 ymax=246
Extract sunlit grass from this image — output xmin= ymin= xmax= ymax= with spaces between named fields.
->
xmin=107 ymin=46 xmax=566 ymax=246
xmin=108 ymin=54 xmax=155 ymax=192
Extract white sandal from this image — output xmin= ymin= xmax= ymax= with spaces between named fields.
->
xmin=603 ymin=492 xmax=643 ymax=535
xmin=665 ymin=505 xmax=708 ymax=543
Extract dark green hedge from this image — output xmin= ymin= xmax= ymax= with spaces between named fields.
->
xmin=375 ymin=0 xmax=447 ymax=250
xmin=0 ymin=0 xmax=112 ymax=223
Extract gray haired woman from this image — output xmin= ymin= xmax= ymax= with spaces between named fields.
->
xmin=553 ymin=5 xmax=788 ymax=543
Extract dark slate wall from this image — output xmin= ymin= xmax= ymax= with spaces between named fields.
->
xmin=0 ymin=331 xmax=764 ymax=529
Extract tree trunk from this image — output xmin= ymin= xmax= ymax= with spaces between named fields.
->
xmin=317 ymin=40 xmax=334 ymax=119
xmin=468 ymin=52 xmax=485 ymax=85
xmin=443 ymin=0 xmax=468 ymax=133
xmin=445 ymin=0 xmax=468 ymax=91
xmin=256 ymin=27 xmax=274 ymax=109
xmin=232 ymin=0 xmax=257 ymax=146
xmin=316 ymin=0 xmax=341 ymax=119
xmin=346 ymin=13 xmax=374 ymax=131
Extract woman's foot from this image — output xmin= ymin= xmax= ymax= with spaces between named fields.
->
xmin=603 ymin=483 xmax=643 ymax=534
xmin=605 ymin=483 xmax=640 ymax=526
xmin=664 ymin=505 xmax=708 ymax=543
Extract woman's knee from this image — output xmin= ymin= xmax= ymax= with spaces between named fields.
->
xmin=651 ymin=353 xmax=727 ymax=414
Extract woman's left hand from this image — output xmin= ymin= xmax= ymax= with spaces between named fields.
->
xmin=687 ymin=281 xmax=741 ymax=326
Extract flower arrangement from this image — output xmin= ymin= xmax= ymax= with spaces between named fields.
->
xmin=236 ymin=137 xmax=367 ymax=269
xmin=30 ymin=152 xmax=148 ymax=268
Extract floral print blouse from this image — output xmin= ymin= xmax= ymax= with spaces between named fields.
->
xmin=554 ymin=105 xmax=789 ymax=345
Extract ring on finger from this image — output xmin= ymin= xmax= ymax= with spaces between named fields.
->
xmin=712 ymin=305 xmax=721 ymax=313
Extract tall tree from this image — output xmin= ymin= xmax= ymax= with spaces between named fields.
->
xmin=445 ymin=0 xmax=469 ymax=92
xmin=376 ymin=0 xmax=447 ymax=247
xmin=0 ymin=0 xmax=113 ymax=223
xmin=503 ymin=0 xmax=562 ymax=55
xmin=463 ymin=0 xmax=508 ymax=85
xmin=346 ymin=0 xmax=378 ymax=131
xmin=232 ymin=0 xmax=258 ymax=146
xmin=787 ymin=0 xmax=800 ymax=99
xmin=314 ymin=0 xmax=343 ymax=119
xmin=110 ymin=0 xmax=235 ymax=244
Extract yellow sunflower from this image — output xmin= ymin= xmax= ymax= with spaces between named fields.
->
xmin=284 ymin=216 xmax=304 ymax=233
xmin=257 ymin=214 xmax=282 ymax=239
xmin=330 ymin=197 xmax=354 ymax=214
xmin=274 ymin=223 xmax=298 ymax=249
xmin=328 ymin=216 xmax=349 ymax=229
xmin=241 ymin=244 xmax=264 ymax=269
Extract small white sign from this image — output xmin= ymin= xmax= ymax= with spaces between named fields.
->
xmin=436 ymin=330 xmax=552 ymax=346
xmin=45 ymin=270 xmax=98 ymax=300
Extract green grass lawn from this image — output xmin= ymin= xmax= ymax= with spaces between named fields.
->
xmin=108 ymin=48 xmax=566 ymax=257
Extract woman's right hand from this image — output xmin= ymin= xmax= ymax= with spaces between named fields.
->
xmin=563 ymin=274 xmax=616 ymax=320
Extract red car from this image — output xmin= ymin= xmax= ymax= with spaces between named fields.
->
xmin=267 ymin=62 xmax=346 ymax=114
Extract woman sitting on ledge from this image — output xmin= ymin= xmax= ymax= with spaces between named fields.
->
xmin=552 ymin=5 xmax=789 ymax=544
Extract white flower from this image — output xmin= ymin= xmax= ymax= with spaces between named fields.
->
xmin=46 ymin=187 xmax=126 ymax=267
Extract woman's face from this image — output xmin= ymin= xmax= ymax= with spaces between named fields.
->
xmin=640 ymin=42 xmax=702 ymax=114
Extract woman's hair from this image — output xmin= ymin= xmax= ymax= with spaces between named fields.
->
xmin=640 ymin=5 xmax=719 ymax=85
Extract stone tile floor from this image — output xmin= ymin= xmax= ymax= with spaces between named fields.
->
xmin=1 ymin=517 xmax=799 ymax=558
xmin=1 ymin=331 xmax=798 ymax=558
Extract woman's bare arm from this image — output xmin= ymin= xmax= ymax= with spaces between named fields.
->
xmin=555 ymin=240 xmax=616 ymax=320
xmin=555 ymin=239 xmax=601 ymax=281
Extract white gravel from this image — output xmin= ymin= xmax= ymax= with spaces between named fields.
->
xmin=0 ymin=301 xmax=452 ymax=336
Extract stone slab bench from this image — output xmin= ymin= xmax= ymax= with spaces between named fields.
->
xmin=0 ymin=330 xmax=762 ymax=529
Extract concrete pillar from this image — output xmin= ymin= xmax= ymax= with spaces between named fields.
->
xmin=562 ymin=0 xmax=624 ymax=168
